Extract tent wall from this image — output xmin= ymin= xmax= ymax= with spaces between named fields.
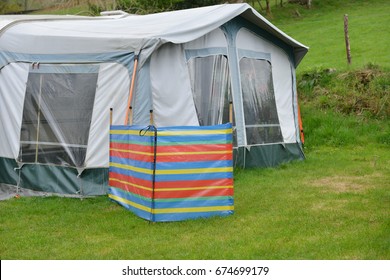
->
xmin=0 ymin=54 xmax=135 ymax=196
xmin=0 ymin=5 xmax=307 ymax=197
xmin=148 ymin=17 xmax=304 ymax=169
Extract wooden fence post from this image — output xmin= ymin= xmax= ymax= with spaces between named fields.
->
xmin=344 ymin=14 xmax=352 ymax=65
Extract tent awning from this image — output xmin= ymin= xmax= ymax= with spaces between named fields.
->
xmin=0 ymin=3 xmax=308 ymax=66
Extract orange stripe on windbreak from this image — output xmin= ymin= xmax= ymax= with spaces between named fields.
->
xmin=110 ymin=172 xmax=233 ymax=190
xmin=110 ymin=142 xmax=153 ymax=153
xmin=156 ymin=144 xmax=233 ymax=153
xmin=110 ymin=150 xmax=154 ymax=162
xmin=155 ymin=178 xmax=233 ymax=189
xmin=154 ymin=187 xmax=234 ymax=199
xmin=109 ymin=178 xmax=152 ymax=199
xmin=156 ymin=153 xmax=232 ymax=162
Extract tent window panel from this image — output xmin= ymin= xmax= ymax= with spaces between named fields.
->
xmin=19 ymin=72 xmax=98 ymax=167
xmin=187 ymin=55 xmax=232 ymax=127
xmin=239 ymin=58 xmax=283 ymax=145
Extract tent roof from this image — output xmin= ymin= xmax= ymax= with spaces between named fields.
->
xmin=0 ymin=3 xmax=308 ymax=66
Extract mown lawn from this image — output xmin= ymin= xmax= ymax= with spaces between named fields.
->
xmin=1 ymin=143 xmax=389 ymax=259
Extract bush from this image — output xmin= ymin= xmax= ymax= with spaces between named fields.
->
xmin=298 ymin=65 xmax=390 ymax=120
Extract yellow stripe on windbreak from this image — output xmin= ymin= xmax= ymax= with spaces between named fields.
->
xmin=109 ymin=194 xmax=152 ymax=213
xmin=110 ymin=148 xmax=231 ymax=156
xmin=110 ymin=148 xmax=153 ymax=156
xmin=109 ymin=179 xmax=232 ymax=192
xmin=110 ymin=130 xmax=154 ymax=136
xmin=157 ymin=129 xmax=232 ymax=136
xmin=110 ymin=162 xmax=153 ymax=175
xmin=109 ymin=194 xmax=234 ymax=214
xmin=155 ymin=167 xmax=233 ymax=175
xmin=153 ymin=205 xmax=234 ymax=214
xmin=110 ymin=129 xmax=231 ymax=136
xmin=109 ymin=177 xmax=152 ymax=191
xmin=155 ymin=185 xmax=233 ymax=192
xmin=110 ymin=162 xmax=232 ymax=175
xmin=157 ymin=150 xmax=232 ymax=156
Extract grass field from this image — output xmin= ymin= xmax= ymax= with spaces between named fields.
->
xmin=0 ymin=0 xmax=389 ymax=260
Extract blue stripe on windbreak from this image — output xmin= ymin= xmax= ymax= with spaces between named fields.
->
xmin=110 ymin=156 xmax=153 ymax=170
xmin=155 ymin=172 xmax=233 ymax=182
xmin=156 ymin=123 xmax=232 ymax=131
xmin=109 ymin=197 xmax=152 ymax=221
xmin=155 ymin=160 xmax=233 ymax=170
xmin=154 ymin=211 xmax=234 ymax=222
xmin=109 ymin=166 xmax=153 ymax=181
xmin=110 ymin=125 xmax=149 ymax=130
xmin=110 ymin=134 xmax=154 ymax=144
xmin=109 ymin=187 xmax=152 ymax=207
xmin=154 ymin=198 xmax=234 ymax=209
xmin=157 ymin=134 xmax=232 ymax=144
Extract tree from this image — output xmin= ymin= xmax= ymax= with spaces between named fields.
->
xmin=288 ymin=0 xmax=312 ymax=9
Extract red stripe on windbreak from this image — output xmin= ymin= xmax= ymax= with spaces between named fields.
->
xmin=110 ymin=150 xmax=154 ymax=162
xmin=155 ymin=178 xmax=233 ymax=189
xmin=156 ymin=153 xmax=232 ymax=162
xmin=156 ymin=144 xmax=233 ymax=153
xmin=109 ymin=179 xmax=153 ymax=198
xmin=111 ymin=143 xmax=232 ymax=153
xmin=111 ymin=150 xmax=232 ymax=162
xmin=110 ymin=171 xmax=153 ymax=188
xmin=154 ymin=187 xmax=234 ymax=199
xmin=110 ymin=172 xmax=232 ymax=190
xmin=110 ymin=142 xmax=153 ymax=153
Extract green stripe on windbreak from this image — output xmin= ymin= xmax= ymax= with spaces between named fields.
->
xmin=154 ymin=196 xmax=233 ymax=202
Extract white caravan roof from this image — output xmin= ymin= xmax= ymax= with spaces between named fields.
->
xmin=0 ymin=3 xmax=308 ymax=66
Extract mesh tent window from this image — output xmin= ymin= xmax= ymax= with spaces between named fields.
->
xmin=19 ymin=65 xmax=98 ymax=167
xmin=187 ymin=55 xmax=232 ymax=126
xmin=239 ymin=58 xmax=283 ymax=145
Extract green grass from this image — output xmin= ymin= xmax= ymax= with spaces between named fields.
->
xmin=1 ymin=144 xmax=389 ymax=259
xmin=1 ymin=0 xmax=389 ymax=260
xmin=268 ymin=0 xmax=390 ymax=72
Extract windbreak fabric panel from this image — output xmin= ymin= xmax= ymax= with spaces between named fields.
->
xmin=108 ymin=124 xmax=234 ymax=222
xmin=188 ymin=55 xmax=232 ymax=126
xmin=19 ymin=67 xmax=98 ymax=168
xmin=239 ymin=58 xmax=283 ymax=145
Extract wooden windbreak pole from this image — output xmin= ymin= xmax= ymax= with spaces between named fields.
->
xmin=149 ymin=110 xmax=154 ymax=125
xmin=128 ymin=106 xmax=133 ymax=126
xmin=109 ymin=108 xmax=113 ymax=126
xmin=229 ymin=101 xmax=233 ymax=124
xmin=124 ymin=54 xmax=139 ymax=125
xmin=344 ymin=14 xmax=352 ymax=65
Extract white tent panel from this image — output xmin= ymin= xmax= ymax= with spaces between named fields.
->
xmin=85 ymin=63 xmax=131 ymax=168
xmin=236 ymin=28 xmax=297 ymax=143
xmin=151 ymin=43 xmax=199 ymax=127
xmin=0 ymin=63 xmax=28 ymax=158
xmin=184 ymin=28 xmax=227 ymax=49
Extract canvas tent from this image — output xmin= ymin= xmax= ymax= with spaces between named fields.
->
xmin=0 ymin=3 xmax=308 ymax=198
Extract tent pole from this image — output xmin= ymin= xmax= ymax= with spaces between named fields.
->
xmin=35 ymin=74 xmax=43 ymax=163
xmin=124 ymin=54 xmax=139 ymax=125
xmin=297 ymin=100 xmax=305 ymax=145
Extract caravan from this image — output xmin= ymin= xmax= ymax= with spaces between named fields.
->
xmin=0 ymin=3 xmax=308 ymax=197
